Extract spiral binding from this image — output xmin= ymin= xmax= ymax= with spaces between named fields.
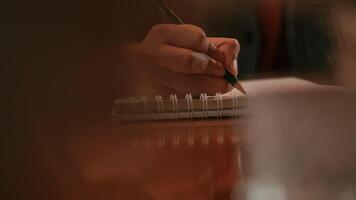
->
xmin=200 ymin=93 xmax=209 ymax=118
xmin=185 ymin=94 xmax=194 ymax=119
xmin=141 ymin=96 xmax=149 ymax=114
xmin=215 ymin=93 xmax=223 ymax=118
xmin=154 ymin=93 xmax=214 ymax=120
xmin=113 ymin=92 xmax=242 ymax=121
xmin=231 ymin=92 xmax=239 ymax=116
xmin=113 ymin=93 xmax=243 ymax=149
xmin=154 ymin=95 xmax=164 ymax=120
xmin=169 ymin=94 xmax=179 ymax=120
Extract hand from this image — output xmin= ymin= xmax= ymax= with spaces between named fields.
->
xmin=127 ymin=24 xmax=240 ymax=96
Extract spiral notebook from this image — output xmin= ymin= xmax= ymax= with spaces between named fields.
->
xmin=111 ymin=77 xmax=324 ymax=121
xmin=112 ymin=89 xmax=248 ymax=121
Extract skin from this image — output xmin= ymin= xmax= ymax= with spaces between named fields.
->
xmin=124 ymin=24 xmax=240 ymax=96
xmin=66 ymin=24 xmax=241 ymax=110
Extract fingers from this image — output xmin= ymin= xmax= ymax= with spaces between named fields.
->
xmin=140 ymin=25 xmax=241 ymax=88
xmin=143 ymin=25 xmax=226 ymax=77
xmin=153 ymin=44 xmax=225 ymax=77
xmin=208 ymin=38 xmax=240 ymax=76
xmin=149 ymin=66 xmax=233 ymax=96
xmin=149 ymin=24 xmax=213 ymax=54
xmin=219 ymin=39 xmax=239 ymax=76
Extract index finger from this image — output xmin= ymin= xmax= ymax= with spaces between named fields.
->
xmin=208 ymin=38 xmax=240 ymax=76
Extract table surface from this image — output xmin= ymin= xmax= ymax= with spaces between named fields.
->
xmin=24 ymin=77 xmax=356 ymax=200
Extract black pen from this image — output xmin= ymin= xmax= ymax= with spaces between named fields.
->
xmin=153 ymin=0 xmax=246 ymax=94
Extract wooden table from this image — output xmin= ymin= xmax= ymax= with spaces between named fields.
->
xmin=26 ymin=112 xmax=246 ymax=200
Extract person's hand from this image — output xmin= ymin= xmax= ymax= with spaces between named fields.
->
xmin=128 ymin=24 xmax=240 ymax=96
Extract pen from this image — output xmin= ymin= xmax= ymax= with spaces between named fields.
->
xmin=153 ymin=0 xmax=247 ymax=94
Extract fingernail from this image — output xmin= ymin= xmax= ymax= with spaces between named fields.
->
xmin=209 ymin=43 xmax=217 ymax=51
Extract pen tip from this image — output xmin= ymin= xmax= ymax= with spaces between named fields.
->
xmin=234 ymin=82 xmax=247 ymax=95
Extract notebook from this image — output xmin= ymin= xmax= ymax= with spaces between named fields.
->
xmin=112 ymin=89 xmax=248 ymax=121
xmin=112 ymin=77 xmax=324 ymax=121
